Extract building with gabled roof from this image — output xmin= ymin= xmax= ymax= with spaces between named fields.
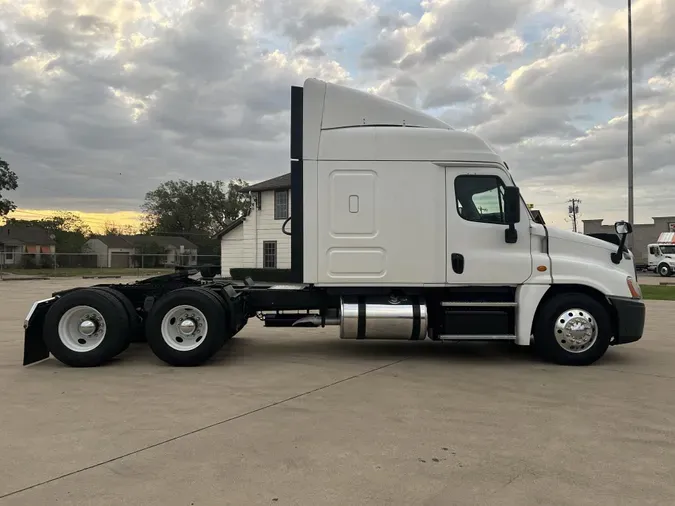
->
xmin=83 ymin=234 xmax=199 ymax=268
xmin=216 ymin=173 xmax=291 ymax=277
xmin=0 ymin=225 xmax=56 ymax=266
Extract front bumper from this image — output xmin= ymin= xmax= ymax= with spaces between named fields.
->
xmin=607 ymin=296 xmax=646 ymax=345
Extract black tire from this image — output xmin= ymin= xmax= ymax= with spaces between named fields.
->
xmin=658 ymin=263 xmax=672 ymax=277
xmin=533 ymin=292 xmax=612 ymax=366
xmin=42 ymin=288 xmax=132 ymax=367
xmin=92 ymin=287 xmax=145 ymax=343
xmin=145 ymin=287 xmax=230 ymax=366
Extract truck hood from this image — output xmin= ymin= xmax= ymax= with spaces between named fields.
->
xmin=544 ymin=225 xmax=636 ymax=296
xmin=546 ymin=227 xmax=621 ymax=254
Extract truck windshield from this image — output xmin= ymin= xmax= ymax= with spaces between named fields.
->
xmin=660 ymin=245 xmax=675 ymax=255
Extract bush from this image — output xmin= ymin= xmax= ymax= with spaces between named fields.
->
xmin=20 ymin=254 xmax=38 ymax=269
xmin=230 ymin=268 xmax=293 ymax=283
xmin=40 ymin=255 xmax=55 ymax=269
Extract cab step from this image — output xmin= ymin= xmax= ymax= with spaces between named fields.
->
xmin=439 ymin=334 xmax=516 ymax=341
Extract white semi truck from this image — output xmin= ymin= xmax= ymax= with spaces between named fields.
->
xmin=22 ymin=78 xmax=645 ymax=368
xmin=646 ymin=232 xmax=675 ymax=277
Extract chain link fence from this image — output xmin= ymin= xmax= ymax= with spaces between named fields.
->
xmin=0 ymin=252 xmax=220 ymax=278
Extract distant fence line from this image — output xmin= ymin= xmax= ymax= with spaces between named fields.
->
xmin=0 ymin=252 xmax=221 ymax=271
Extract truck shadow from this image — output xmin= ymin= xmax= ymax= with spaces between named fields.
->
xmin=105 ymin=337 xmax=536 ymax=368
xmin=207 ymin=336 xmax=641 ymax=368
xmin=225 ymin=338 xmax=537 ymax=365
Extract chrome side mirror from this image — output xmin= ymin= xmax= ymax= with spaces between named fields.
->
xmin=611 ymin=221 xmax=633 ymax=264
xmin=615 ymin=221 xmax=632 ymax=236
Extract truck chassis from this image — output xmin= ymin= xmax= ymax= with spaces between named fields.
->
xmin=23 ymin=267 xmax=644 ymax=369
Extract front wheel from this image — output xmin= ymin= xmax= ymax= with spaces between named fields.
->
xmin=658 ymin=263 xmax=672 ymax=277
xmin=145 ymin=287 xmax=230 ymax=366
xmin=533 ymin=293 xmax=612 ymax=366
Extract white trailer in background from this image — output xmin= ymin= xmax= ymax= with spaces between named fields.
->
xmin=23 ymin=78 xmax=646 ymax=369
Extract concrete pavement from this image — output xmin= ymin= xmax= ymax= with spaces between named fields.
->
xmin=1 ymin=279 xmax=674 ymax=505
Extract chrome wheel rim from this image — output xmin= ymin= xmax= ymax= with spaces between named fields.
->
xmin=660 ymin=265 xmax=669 ymax=276
xmin=58 ymin=305 xmax=107 ymax=352
xmin=160 ymin=305 xmax=208 ymax=351
xmin=554 ymin=308 xmax=598 ymax=353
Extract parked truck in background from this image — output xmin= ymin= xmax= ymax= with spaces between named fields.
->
xmin=646 ymin=232 xmax=675 ymax=277
xmin=22 ymin=78 xmax=646 ymax=369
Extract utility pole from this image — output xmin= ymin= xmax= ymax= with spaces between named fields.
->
xmin=627 ymin=0 xmax=634 ymax=247
xmin=568 ymin=199 xmax=581 ymax=233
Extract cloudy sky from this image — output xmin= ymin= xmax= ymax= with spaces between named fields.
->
xmin=0 ymin=0 xmax=673 ymax=230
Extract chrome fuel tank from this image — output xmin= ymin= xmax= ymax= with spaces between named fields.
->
xmin=339 ymin=295 xmax=428 ymax=340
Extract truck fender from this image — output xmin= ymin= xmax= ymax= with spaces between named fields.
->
xmin=515 ymin=284 xmax=551 ymax=346
xmin=23 ymin=298 xmax=56 ymax=366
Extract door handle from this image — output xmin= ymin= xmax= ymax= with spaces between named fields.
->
xmin=451 ymin=253 xmax=464 ymax=274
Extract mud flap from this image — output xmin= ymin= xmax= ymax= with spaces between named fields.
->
xmin=23 ymin=298 xmax=54 ymax=366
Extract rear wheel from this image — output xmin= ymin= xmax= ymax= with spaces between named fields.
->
xmin=43 ymin=288 xmax=132 ymax=367
xmin=145 ymin=287 xmax=230 ymax=366
xmin=533 ymin=292 xmax=612 ymax=366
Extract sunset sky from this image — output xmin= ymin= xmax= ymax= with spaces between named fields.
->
xmin=6 ymin=209 xmax=143 ymax=234
xmin=1 ymin=0 xmax=674 ymax=231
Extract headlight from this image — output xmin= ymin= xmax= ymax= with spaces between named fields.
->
xmin=626 ymin=276 xmax=642 ymax=299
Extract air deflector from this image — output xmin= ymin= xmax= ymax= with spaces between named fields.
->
xmin=290 ymin=85 xmax=304 ymax=283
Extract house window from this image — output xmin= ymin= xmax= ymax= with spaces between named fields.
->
xmin=3 ymin=246 xmax=17 ymax=263
xmin=263 ymin=241 xmax=277 ymax=268
xmin=274 ymin=190 xmax=289 ymax=220
xmin=455 ymin=175 xmax=507 ymax=224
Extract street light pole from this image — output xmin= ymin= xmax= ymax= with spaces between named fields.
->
xmin=627 ymin=0 xmax=634 ymax=246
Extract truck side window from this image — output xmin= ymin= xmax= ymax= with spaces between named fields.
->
xmin=454 ymin=175 xmax=507 ymax=224
xmin=649 ymin=246 xmax=657 ymax=255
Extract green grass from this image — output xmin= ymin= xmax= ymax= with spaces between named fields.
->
xmin=0 ymin=267 xmax=174 ymax=278
xmin=640 ymin=284 xmax=675 ymax=301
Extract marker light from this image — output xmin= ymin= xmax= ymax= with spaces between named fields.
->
xmin=626 ymin=276 xmax=642 ymax=299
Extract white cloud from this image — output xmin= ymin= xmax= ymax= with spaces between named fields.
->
xmin=0 ymin=0 xmax=673 ymax=229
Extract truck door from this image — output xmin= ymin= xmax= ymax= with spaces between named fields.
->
xmin=446 ymin=169 xmax=533 ymax=285
xmin=648 ymin=245 xmax=659 ymax=267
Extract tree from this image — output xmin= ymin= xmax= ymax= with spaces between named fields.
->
xmin=103 ymin=220 xmax=137 ymax=236
xmin=0 ymin=157 xmax=19 ymax=218
xmin=209 ymin=178 xmax=250 ymax=231
xmin=140 ymin=179 xmax=250 ymax=237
